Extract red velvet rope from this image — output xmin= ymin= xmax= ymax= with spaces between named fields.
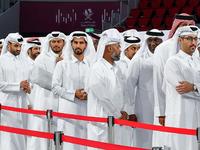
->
xmin=115 ymin=119 xmax=196 ymax=136
xmin=52 ymin=112 xmax=107 ymax=123
xmin=0 ymin=125 xmax=150 ymax=150
xmin=1 ymin=105 xmax=46 ymax=116
xmin=0 ymin=105 xmax=197 ymax=136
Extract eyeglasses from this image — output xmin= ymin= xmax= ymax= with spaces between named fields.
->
xmin=181 ymin=36 xmax=198 ymax=42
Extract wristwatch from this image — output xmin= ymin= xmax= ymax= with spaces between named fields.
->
xmin=193 ymin=83 xmax=197 ymax=91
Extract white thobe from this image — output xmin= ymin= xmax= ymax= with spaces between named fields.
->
xmin=28 ymin=50 xmax=61 ymax=150
xmin=0 ymin=51 xmax=28 ymax=150
xmin=152 ymin=39 xmax=173 ymax=147
xmin=118 ymin=55 xmax=135 ymax=147
xmin=163 ymin=50 xmax=200 ymax=150
xmin=87 ymin=58 xmax=128 ymax=150
xmin=52 ymin=55 xmax=89 ymax=150
xmin=118 ymin=55 xmax=131 ymax=80
xmin=26 ymin=56 xmax=36 ymax=148
xmin=126 ymin=50 xmax=154 ymax=149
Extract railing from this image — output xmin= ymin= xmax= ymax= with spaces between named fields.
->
xmin=0 ymin=104 xmax=199 ymax=150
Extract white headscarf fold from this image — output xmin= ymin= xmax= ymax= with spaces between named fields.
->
xmin=1 ymin=32 xmax=29 ymax=78
xmin=0 ymin=39 xmax=4 ymax=46
xmin=64 ymin=31 xmax=96 ymax=65
xmin=135 ymin=29 xmax=165 ymax=57
xmin=42 ymin=31 xmax=67 ymax=55
xmin=169 ymin=25 xmax=199 ymax=57
xmin=91 ymin=28 xmax=123 ymax=65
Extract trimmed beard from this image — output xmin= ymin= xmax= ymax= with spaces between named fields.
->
xmin=111 ymin=48 xmax=120 ymax=61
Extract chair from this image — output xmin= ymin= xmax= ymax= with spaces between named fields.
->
xmin=130 ymin=8 xmax=141 ymax=19
xmin=139 ymin=0 xmax=150 ymax=9
xmin=189 ymin=0 xmax=200 ymax=7
xmin=142 ymin=8 xmax=154 ymax=18
xmin=138 ymin=17 xmax=150 ymax=31
xmin=151 ymin=17 xmax=164 ymax=30
xmin=176 ymin=0 xmax=187 ymax=8
xmin=126 ymin=27 xmax=138 ymax=30
xmin=196 ymin=6 xmax=200 ymax=19
xmin=165 ymin=16 xmax=174 ymax=30
xmin=151 ymin=0 xmax=162 ymax=9
xmin=115 ymin=26 xmax=125 ymax=32
xmin=126 ymin=17 xmax=137 ymax=28
xmin=163 ymin=0 xmax=174 ymax=8
xmin=168 ymin=7 xmax=181 ymax=17
xmin=182 ymin=6 xmax=193 ymax=15
xmin=155 ymin=8 xmax=166 ymax=17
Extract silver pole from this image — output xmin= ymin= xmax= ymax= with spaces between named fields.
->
xmin=47 ymin=109 xmax=53 ymax=150
xmin=107 ymin=116 xmax=114 ymax=144
xmin=197 ymin=127 xmax=200 ymax=150
xmin=54 ymin=131 xmax=64 ymax=150
xmin=152 ymin=147 xmax=162 ymax=150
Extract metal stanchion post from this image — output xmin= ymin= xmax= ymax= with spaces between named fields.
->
xmin=107 ymin=116 xmax=114 ymax=144
xmin=47 ymin=109 xmax=53 ymax=150
xmin=54 ymin=131 xmax=64 ymax=150
xmin=197 ymin=127 xmax=200 ymax=150
xmin=152 ymin=147 xmax=162 ymax=150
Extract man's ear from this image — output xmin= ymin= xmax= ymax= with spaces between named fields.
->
xmin=7 ymin=42 xmax=10 ymax=48
xmin=107 ymin=45 xmax=113 ymax=52
xmin=178 ymin=37 xmax=182 ymax=45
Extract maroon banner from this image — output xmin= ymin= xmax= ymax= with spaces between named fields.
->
xmin=20 ymin=1 xmax=120 ymax=33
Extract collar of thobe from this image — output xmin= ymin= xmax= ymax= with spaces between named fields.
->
xmin=179 ymin=49 xmax=194 ymax=62
xmin=7 ymin=51 xmax=19 ymax=60
xmin=147 ymin=49 xmax=154 ymax=57
xmin=48 ymin=50 xmax=59 ymax=59
xmin=70 ymin=54 xmax=88 ymax=65
xmin=27 ymin=56 xmax=34 ymax=64
xmin=101 ymin=58 xmax=116 ymax=70
xmin=123 ymin=55 xmax=131 ymax=67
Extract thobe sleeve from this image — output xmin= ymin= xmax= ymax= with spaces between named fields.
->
xmin=0 ymin=61 xmax=20 ymax=92
xmin=125 ymin=58 xmax=140 ymax=115
xmin=88 ymin=69 xmax=122 ymax=118
xmin=29 ymin=55 xmax=53 ymax=91
xmin=51 ymin=61 xmax=75 ymax=101
xmin=164 ymin=58 xmax=200 ymax=100
xmin=153 ymin=47 xmax=167 ymax=117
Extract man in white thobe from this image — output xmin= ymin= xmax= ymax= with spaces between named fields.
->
xmin=52 ymin=31 xmax=95 ymax=150
xmin=152 ymin=13 xmax=196 ymax=147
xmin=24 ymin=37 xmax=41 ymax=148
xmin=89 ymin=32 xmax=100 ymax=51
xmin=126 ymin=29 xmax=164 ymax=149
xmin=85 ymin=29 xmax=129 ymax=149
xmin=118 ymin=29 xmax=141 ymax=80
xmin=0 ymin=33 xmax=30 ymax=150
xmin=163 ymin=25 xmax=200 ymax=150
xmin=28 ymin=31 xmax=67 ymax=150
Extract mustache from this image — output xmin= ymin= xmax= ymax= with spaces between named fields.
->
xmin=190 ymin=45 xmax=196 ymax=48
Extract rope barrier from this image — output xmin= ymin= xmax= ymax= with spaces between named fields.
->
xmin=52 ymin=111 xmax=107 ymax=123
xmin=114 ymin=119 xmax=196 ymax=136
xmin=1 ymin=105 xmax=46 ymax=116
xmin=0 ymin=105 xmax=197 ymax=136
xmin=0 ymin=125 xmax=150 ymax=150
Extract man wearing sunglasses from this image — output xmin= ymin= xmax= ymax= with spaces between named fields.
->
xmin=163 ymin=26 xmax=200 ymax=150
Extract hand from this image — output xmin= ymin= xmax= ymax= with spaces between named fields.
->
xmin=75 ymin=88 xmax=87 ymax=100
xmin=28 ymin=105 xmax=32 ymax=110
xmin=176 ymin=81 xmax=194 ymax=94
xmin=80 ymin=92 xmax=87 ymax=100
xmin=128 ymin=114 xmax=137 ymax=122
xmin=159 ymin=116 xmax=165 ymax=126
xmin=23 ymin=86 xmax=31 ymax=94
xmin=118 ymin=111 xmax=128 ymax=120
xmin=56 ymin=52 xmax=63 ymax=63
xmin=20 ymin=80 xmax=29 ymax=89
